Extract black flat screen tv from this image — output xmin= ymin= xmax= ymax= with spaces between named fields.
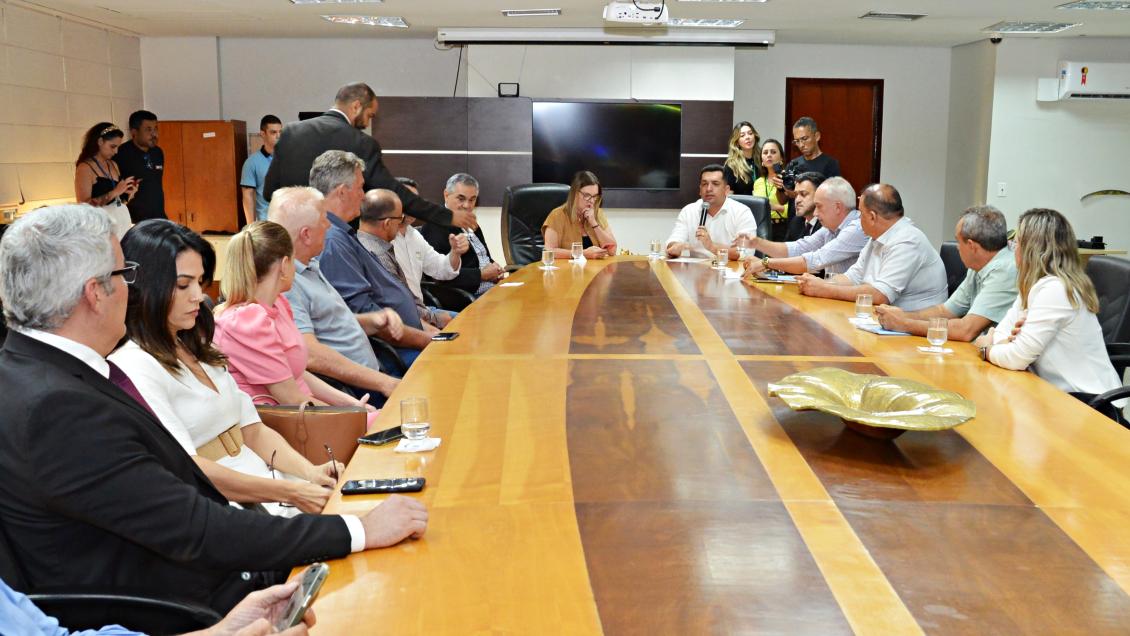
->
xmin=532 ymin=101 xmax=681 ymax=190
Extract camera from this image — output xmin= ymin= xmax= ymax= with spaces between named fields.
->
xmin=777 ymin=163 xmax=802 ymax=191
xmin=990 ymin=35 xmax=1002 ymax=44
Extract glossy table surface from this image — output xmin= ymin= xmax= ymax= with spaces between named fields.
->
xmin=310 ymin=256 xmax=1130 ymax=635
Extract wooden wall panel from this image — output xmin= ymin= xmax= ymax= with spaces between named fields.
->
xmin=373 ymin=97 xmax=467 ymax=151
xmin=159 ymin=121 xmax=185 ymax=226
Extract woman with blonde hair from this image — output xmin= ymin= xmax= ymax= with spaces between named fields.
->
xmin=542 ymin=170 xmax=618 ymax=260
xmin=977 ymin=208 xmax=1122 ymax=406
xmin=213 ymin=221 xmax=376 ymax=420
xmin=722 ymin=121 xmax=760 ymax=196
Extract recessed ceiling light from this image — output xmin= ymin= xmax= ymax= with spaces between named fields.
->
xmin=983 ymin=20 xmax=1080 ymax=33
xmin=293 ymin=0 xmax=383 ymax=4
xmin=321 ymin=15 xmax=408 ymax=27
xmin=502 ymin=8 xmax=562 ymax=17
xmin=1057 ymin=1 xmax=1130 ymax=9
xmin=859 ymin=11 xmax=927 ymax=21
xmin=666 ymin=18 xmax=744 ymax=27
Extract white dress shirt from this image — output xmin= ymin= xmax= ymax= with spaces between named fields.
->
xmin=666 ymin=198 xmax=758 ymax=258
xmin=392 ymin=226 xmax=460 ymax=305
xmin=844 ymin=217 xmax=948 ymax=311
xmin=990 ymin=276 xmax=1123 ymax=402
xmin=786 ymin=209 xmax=869 ymax=275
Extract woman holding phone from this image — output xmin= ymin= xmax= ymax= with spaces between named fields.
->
xmin=542 ymin=170 xmax=618 ymax=260
xmin=74 ymin=121 xmax=138 ymax=238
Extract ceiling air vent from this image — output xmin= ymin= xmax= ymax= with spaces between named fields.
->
xmin=859 ymin=11 xmax=927 ymax=21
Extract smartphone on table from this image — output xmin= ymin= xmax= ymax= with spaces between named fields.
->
xmin=431 ymin=331 xmax=459 ymax=341
xmin=358 ymin=425 xmax=403 ymax=446
xmin=274 ymin=562 xmax=329 ymax=631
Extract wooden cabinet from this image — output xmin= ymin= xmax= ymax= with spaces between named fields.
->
xmin=160 ymin=120 xmax=247 ymax=233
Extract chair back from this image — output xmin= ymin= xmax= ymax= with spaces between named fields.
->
xmin=0 ymin=522 xmax=27 ymax=589
xmin=1086 ymin=255 xmax=1130 ymax=344
xmin=501 ymin=183 xmax=570 ymax=267
xmin=726 ymin=195 xmax=771 ymax=240
xmin=939 ymin=241 xmax=967 ymax=296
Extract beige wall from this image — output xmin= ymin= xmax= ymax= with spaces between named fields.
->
xmin=0 ymin=1 xmax=142 ymax=214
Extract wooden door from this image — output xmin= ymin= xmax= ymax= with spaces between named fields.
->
xmin=159 ymin=121 xmax=186 ymax=226
xmin=785 ymin=78 xmax=883 ymax=192
xmin=179 ymin=121 xmax=243 ymax=233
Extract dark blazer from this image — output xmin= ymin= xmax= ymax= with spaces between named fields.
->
xmin=263 ymin=110 xmax=452 ymax=226
xmin=0 ymin=331 xmax=352 ymax=612
xmin=786 ymin=215 xmax=822 ymax=242
xmin=420 ymin=224 xmax=492 ymax=295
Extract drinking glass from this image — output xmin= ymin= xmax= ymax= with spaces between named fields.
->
xmin=649 ymin=240 xmax=662 ymax=259
xmin=400 ymin=397 xmax=430 ymax=441
xmin=854 ymin=294 xmax=873 ymax=319
xmin=712 ymin=248 xmax=728 ymax=270
xmin=571 ymin=242 xmax=583 ymax=261
xmin=926 ymin=317 xmax=949 ymax=352
xmin=736 ymin=235 xmax=756 ymax=261
xmin=541 ymin=249 xmax=555 ymax=269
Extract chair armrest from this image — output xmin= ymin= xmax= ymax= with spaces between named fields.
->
xmin=1088 ymin=385 xmax=1130 ymax=410
xmin=421 ymin=281 xmax=476 ymax=312
xmin=505 ymin=264 xmax=523 ymax=273
xmin=369 ymin=337 xmax=408 ymax=378
xmin=29 ymin=592 xmax=222 ymax=634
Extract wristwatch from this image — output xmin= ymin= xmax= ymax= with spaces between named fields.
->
xmin=978 ymin=345 xmax=989 ymax=361
xmin=761 ymin=256 xmax=772 ymax=271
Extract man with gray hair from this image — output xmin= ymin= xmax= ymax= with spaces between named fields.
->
xmin=742 ymin=175 xmax=868 ymax=277
xmin=876 ymin=205 xmax=1017 ymax=341
xmin=420 ymin=173 xmax=504 ymax=300
xmin=310 ymin=150 xmax=437 ymax=368
xmin=0 ymin=204 xmax=427 ymax=612
xmin=263 ymin=81 xmax=474 ymax=229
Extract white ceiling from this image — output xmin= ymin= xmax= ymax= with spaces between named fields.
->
xmin=17 ymin=0 xmax=1130 ymax=46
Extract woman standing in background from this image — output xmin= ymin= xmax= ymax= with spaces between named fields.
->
xmin=752 ymin=139 xmax=788 ymax=235
xmin=722 ymin=121 xmax=761 ymax=196
xmin=74 ymin=122 xmax=137 ymax=238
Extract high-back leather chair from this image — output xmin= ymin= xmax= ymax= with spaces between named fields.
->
xmin=1087 ymin=256 xmax=1130 ymax=345
xmin=727 ymin=195 xmax=771 ymax=240
xmin=501 ymin=183 xmax=570 ymax=267
xmin=939 ymin=241 xmax=967 ymax=296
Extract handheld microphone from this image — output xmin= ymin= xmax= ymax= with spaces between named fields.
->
xmin=699 ymin=201 xmax=709 ymax=227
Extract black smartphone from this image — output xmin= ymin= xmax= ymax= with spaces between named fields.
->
xmin=341 ymin=477 xmax=426 ymax=495
xmin=431 ymin=331 xmax=459 ymax=341
xmin=274 ymin=562 xmax=329 ymax=631
xmin=358 ymin=425 xmax=403 ymax=446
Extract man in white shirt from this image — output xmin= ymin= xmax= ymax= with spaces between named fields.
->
xmin=742 ymin=176 xmax=868 ymax=276
xmin=392 ymin=177 xmax=467 ymax=326
xmin=666 ymin=163 xmax=757 ymax=260
xmin=797 ymin=183 xmax=947 ymax=311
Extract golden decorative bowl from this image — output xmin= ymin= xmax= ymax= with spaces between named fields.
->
xmin=767 ymin=367 xmax=976 ymax=440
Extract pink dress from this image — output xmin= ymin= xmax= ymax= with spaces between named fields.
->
xmin=213 ymin=295 xmax=313 ymax=404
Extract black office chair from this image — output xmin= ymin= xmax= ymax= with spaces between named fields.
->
xmin=369 ymin=337 xmax=408 ymax=378
xmin=727 ymin=195 xmax=771 ymax=240
xmin=0 ymin=523 xmax=222 ymax=634
xmin=1086 ymin=255 xmax=1130 ymax=377
xmin=939 ymin=241 xmax=967 ymax=296
xmin=500 ymin=183 xmax=570 ymax=267
xmin=421 ymin=280 xmax=476 ymax=312
xmin=1086 ymin=387 xmax=1130 ymax=428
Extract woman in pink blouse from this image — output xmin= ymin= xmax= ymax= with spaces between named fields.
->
xmin=214 ymin=221 xmax=375 ymax=421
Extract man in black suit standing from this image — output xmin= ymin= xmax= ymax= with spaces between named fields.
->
xmin=264 ymin=82 xmax=474 ymax=230
xmin=0 ymin=205 xmax=427 ymax=613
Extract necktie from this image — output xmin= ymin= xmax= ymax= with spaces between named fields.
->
xmin=107 ymin=360 xmax=157 ymax=418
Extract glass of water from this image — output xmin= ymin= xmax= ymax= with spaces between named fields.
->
xmin=541 ymin=249 xmax=555 ymax=269
xmin=400 ymin=397 xmax=430 ymax=441
xmin=571 ymin=242 xmax=583 ymax=261
xmin=712 ymin=248 xmax=728 ymax=270
xmin=649 ymin=240 xmax=662 ymax=259
xmin=926 ymin=317 xmax=948 ymax=352
xmin=854 ymin=294 xmax=873 ymax=319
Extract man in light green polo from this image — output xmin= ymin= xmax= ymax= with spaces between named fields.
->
xmin=875 ymin=205 xmax=1017 ymax=341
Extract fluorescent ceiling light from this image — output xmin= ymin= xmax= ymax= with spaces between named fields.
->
xmin=677 ymin=0 xmax=767 ymax=3
xmin=666 ymin=18 xmax=744 ymax=27
xmin=322 ymin=15 xmax=408 ymax=27
xmin=983 ymin=20 xmax=1080 ymax=33
xmin=502 ymin=8 xmax=562 ymax=16
xmin=292 ymin=0 xmax=383 ymax=4
xmin=1057 ymin=1 xmax=1130 ymax=8
xmin=859 ymin=11 xmax=927 ymax=21
xmin=437 ymin=26 xmax=773 ymax=45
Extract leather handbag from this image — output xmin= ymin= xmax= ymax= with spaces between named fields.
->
xmin=255 ymin=402 xmax=367 ymax=466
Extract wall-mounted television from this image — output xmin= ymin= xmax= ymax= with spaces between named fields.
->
xmin=532 ymin=101 xmax=681 ymax=190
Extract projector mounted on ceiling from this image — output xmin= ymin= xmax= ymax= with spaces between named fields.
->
xmin=603 ymin=1 xmax=669 ymax=25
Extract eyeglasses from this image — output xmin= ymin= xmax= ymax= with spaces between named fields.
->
xmin=578 ymin=192 xmax=601 ymax=203
xmin=107 ymin=261 xmax=139 ymax=285
xmin=268 ymin=450 xmax=296 ymax=509
xmin=382 ymin=215 xmax=406 ymax=224
xmin=793 ymin=135 xmax=813 ymax=145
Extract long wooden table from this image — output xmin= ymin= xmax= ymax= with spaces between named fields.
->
xmin=311 ymin=256 xmax=1130 ymax=634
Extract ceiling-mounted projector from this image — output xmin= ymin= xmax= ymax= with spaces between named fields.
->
xmin=603 ymin=1 xmax=668 ymax=25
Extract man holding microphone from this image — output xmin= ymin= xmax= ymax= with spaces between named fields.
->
xmin=666 ymin=164 xmax=757 ymax=260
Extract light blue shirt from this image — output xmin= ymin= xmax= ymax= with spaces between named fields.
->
xmin=943 ymin=247 xmax=1018 ymax=323
xmin=240 ymin=148 xmax=272 ymax=221
xmin=0 ymin=576 xmax=140 ymax=635
xmin=286 ymin=256 xmax=382 ymax=372
xmin=786 ymin=209 xmax=868 ymax=275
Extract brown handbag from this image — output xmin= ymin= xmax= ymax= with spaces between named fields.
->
xmin=255 ymin=402 xmax=367 ymax=466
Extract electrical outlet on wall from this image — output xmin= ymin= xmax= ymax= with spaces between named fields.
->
xmin=996 ymin=182 xmax=1008 ymax=197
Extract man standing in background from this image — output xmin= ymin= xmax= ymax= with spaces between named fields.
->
xmin=114 ymin=110 xmax=165 ymax=222
xmin=241 ymin=115 xmax=282 ymax=224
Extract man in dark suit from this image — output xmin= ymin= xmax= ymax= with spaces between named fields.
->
xmin=420 ymin=173 xmax=505 ymax=299
xmin=0 ymin=205 xmax=427 ymax=613
xmin=264 ymin=82 xmax=474 ymax=230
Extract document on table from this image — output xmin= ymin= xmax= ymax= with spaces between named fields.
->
xmin=751 ymin=273 xmax=797 ymax=284
xmin=848 ymin=316 xmax=911 ymax=336
xmin=667 ymin=257 xmax=710 ymax=263
xmin=499 ymin=282 xmax=525 ymax=287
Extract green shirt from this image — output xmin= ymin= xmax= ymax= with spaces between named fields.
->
xmin=943 ymin=247 xmax=1018 ymax=324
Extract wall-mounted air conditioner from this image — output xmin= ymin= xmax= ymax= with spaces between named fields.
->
xmin=1038 ymin=62 xmax=1130 ymax=101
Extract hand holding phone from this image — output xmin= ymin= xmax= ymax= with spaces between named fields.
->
xmin=273 ymin=563 xmax=329 ymax=631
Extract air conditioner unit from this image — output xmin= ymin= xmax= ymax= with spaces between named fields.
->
xmin=1056 ymin=61 xmax=1130 ymax=100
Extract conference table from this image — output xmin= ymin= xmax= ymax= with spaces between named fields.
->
xmin=311 ymin=256 xmax=1130 ymax=635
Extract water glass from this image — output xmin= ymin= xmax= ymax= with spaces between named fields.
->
xmin=649 ymin=240 xmax=662 ymax=259
xmin=712 ymin=248 xmax=728 ymax=270
xmin=400 ymin=397 xmax=430 ymax=441
xmin=736 ymin=235 xmax=756 ymax=261
xmin=571 ymin=242 xmax=583 ymax=261
xmin=854 ymin=294 xmax=873 ymax=319
xmin=926 ymin=317 xmax=949 ymax=352
xmin=541 ymin=249 xmax=555 ymax=269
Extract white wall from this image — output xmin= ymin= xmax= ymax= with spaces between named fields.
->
xmin=735 ymin=43 xmax=953 ymax=246
xmin=140 ymin=37 xmax=220 ymax=120
xmin=943 ymin=40 xmax=996 ymax=238
xmin=987 ymin=38 xmax=1130 ymax=248
xmin=0 ymin=1 xmax=142 ymax=213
